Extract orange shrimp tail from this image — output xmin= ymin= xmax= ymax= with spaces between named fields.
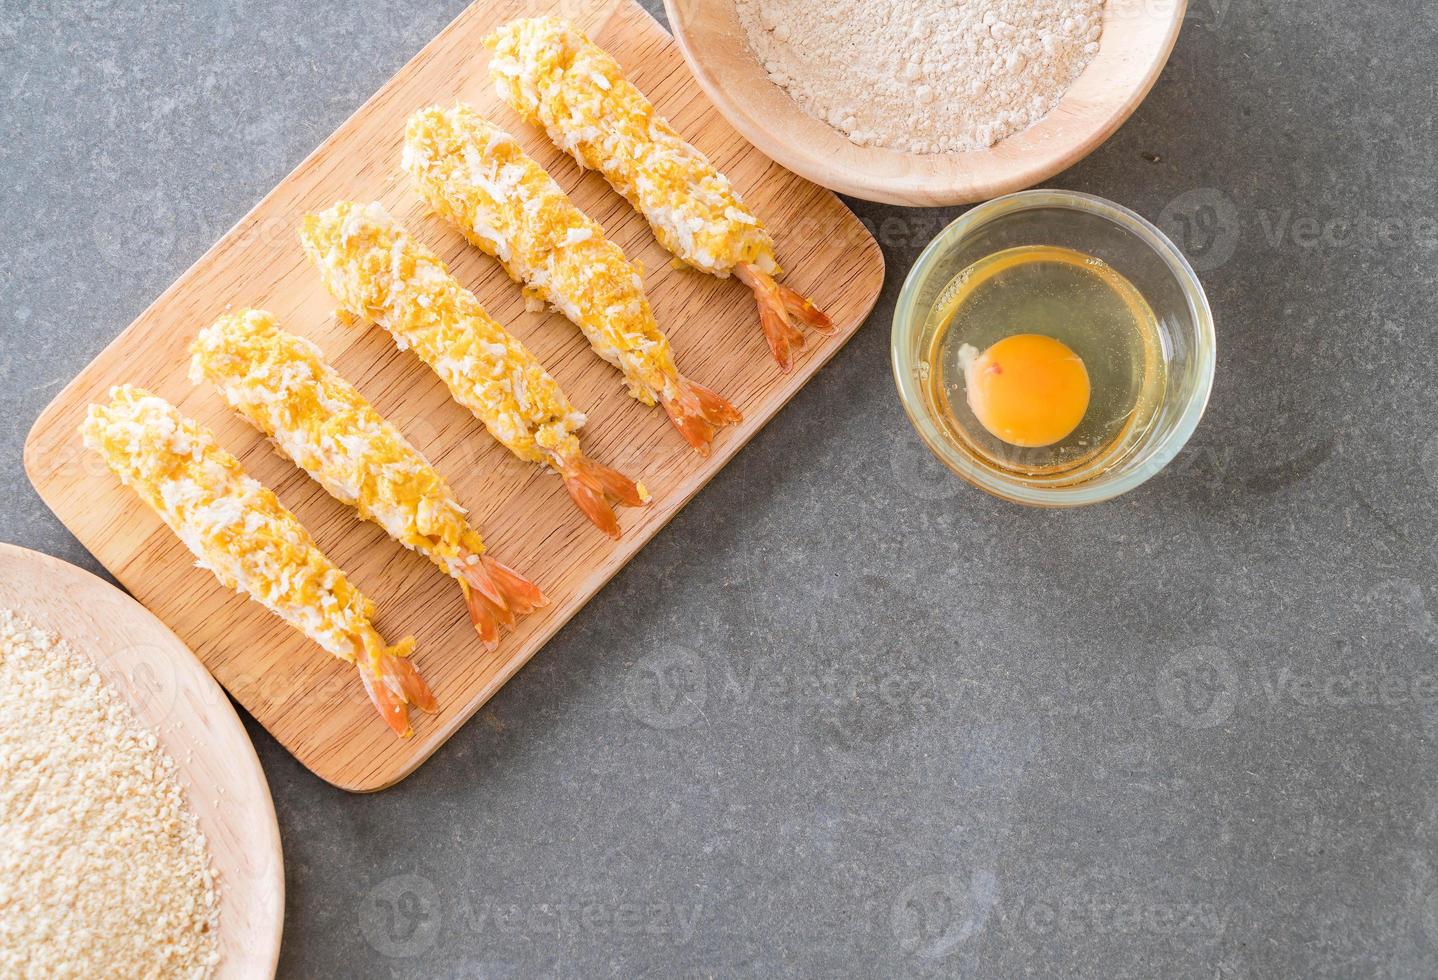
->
xmin=463 ymin=558 xmax=507 ymax=609
xmin=660 ymin=376 xmax=743 ymax=457
xmin=463 ymin=560 xmax=516 ymax=627
xmin=565 ymin=471 xmax=620 ymax=539
xmin=737 ymin=263 xmax=805 ymax=372
xmin=776 ymin=282 xmax=835 ymax=334
xmin=386 ymin=653 xmax=437 ymax=714
xmin=481 ymin=554 xmax=549 ymax=614
xmin=459 ymin=554 xmax=547 ymax=649
xmin=355 ymin=635 xmax=434 ymax=737
xmin=761 ymin=304 xmax=805 ymax=373
xmin=736 ymin=263 xmax=833 ymax=370
xmin=358 ymin=666 xmax=411 ymax=737
xmin=561 ymin=453 xmax=645 ymax=539
xmin=463 ymin=583 xmax=503 ymax=651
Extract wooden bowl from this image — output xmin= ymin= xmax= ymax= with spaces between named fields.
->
xmin=0 ymin=544 xmax=284 ymax=978
xmin=662 ymin=0 xmax=1186 ymax=206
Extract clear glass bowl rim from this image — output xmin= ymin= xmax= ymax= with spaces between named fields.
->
xmin=890 ymin=188 xmax=1217 ymax=507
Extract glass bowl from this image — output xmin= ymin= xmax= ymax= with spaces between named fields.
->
xmin=891 ymin=189 xmax=1216 ymax=507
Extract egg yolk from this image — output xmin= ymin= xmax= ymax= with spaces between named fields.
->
xmin=960 ymin=333 xmax=1090 ymax=448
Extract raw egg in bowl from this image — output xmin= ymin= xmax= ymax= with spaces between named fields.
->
xmin=891 ymin=190 xmax=1215 ymax=506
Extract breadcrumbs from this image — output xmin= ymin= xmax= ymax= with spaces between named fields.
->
xmin=0 ymin=609 xmax=221 ymax=978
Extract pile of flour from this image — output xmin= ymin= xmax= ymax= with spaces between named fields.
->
xmin=736 ymin=0 xmax=1106 ymax=154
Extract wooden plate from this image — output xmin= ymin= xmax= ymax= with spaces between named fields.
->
xmin=0 ymin=544 xmax=284 ymax=979
xmin=23 ymin=0 xmax=884 ymax=791
xmin=664 ymin=0 xmax=1187 ymax=206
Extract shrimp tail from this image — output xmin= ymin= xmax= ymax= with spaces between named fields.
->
xmin=776 ymin=281 xmax=835 ymax=334
xmin=480 ymin=554 xmax=549 ymax=614
xmin=460 ymin=553 xmax=548 ymax=648
xmin=462 ymin=582 xmax=504 ymax=651
xmin=386 ymin=652 xmax=438 ymax=713
xmin=560 ymin=453 xmax=646 ymax=539
xmin=660 ymin=375 xmax=743 ymax=457
xmin=760 ymin=303 xmax=804 ymax=373
xmin=357 ymin=636 xmax=435 ymax=737
xmin=358 ymin=666 xmax=411 ymax=737
xmin=736 ymin=262 xmax=807 ymax=372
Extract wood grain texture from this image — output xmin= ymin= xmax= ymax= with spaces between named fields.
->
xmin=664 ymin=0 xmax=1187 ymax=206
xmin=0 ymin=544 xmax=284 ymax=979
xmin=23 ymin=0 xmax=883 ymax=791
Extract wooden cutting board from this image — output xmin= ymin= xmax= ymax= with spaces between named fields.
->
xmin=24 ymin=0 xmax=884 ymax=791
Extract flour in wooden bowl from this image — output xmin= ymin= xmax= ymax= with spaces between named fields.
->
xmin=736 ymin=0 xmax=1106 ymax=154
xmin=0 ymin=609 xmax=220 ymax=979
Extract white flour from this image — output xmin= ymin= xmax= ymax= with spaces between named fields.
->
xmin=736 ymin=0 xmax=1106 ymax=154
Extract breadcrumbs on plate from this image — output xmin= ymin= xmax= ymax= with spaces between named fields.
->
xmin=0 ymin=609 xmax=220 ymax=979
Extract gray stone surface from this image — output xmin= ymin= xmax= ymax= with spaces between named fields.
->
xmin=3 ymin=0 xmax=1436 ymax=976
